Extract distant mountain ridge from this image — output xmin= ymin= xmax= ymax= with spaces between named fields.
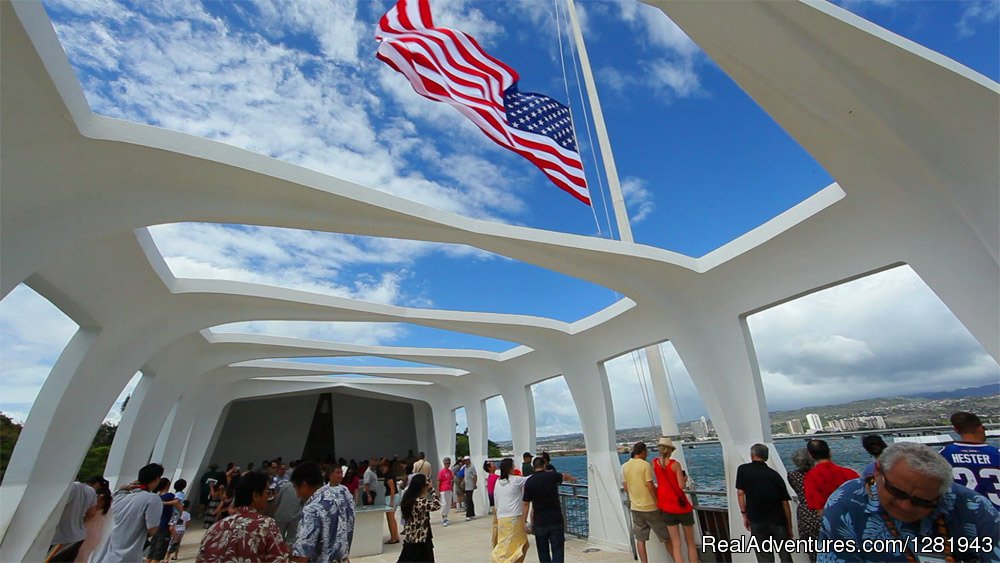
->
xmin=902 ymin=383 xmax=999 ymax=400
xmin=495 ymin=385 xmax=999 ymax=446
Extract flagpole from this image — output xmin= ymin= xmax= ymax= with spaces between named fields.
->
xmin=564 ymin=0 xmax=683 ymax=444
xmin=564 ymin=0 xmax=633 ymax=243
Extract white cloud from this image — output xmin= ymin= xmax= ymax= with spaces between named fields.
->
xmin=148 ymin=222 xmax=500 ymax=305
xmin=604 ymin=342 xmax=706 ymax=430
xmin=834 ymin=0 xmax=899 ymax=13
xmin=455 ymin=405 xmax=467 ymax=435
xmin=578 ymin=267 xmax=997 ymax=435
xmin=486 ymin=395 xmax=511 ymax=442
xmin=212 ymin=321 xmax=406 ymax=346
xmin=252 ymin=0 xmax=366 ymax=63
xmin=430 ymin=0 xmax=505 ymax=46
xmin=599 ymin=0 xmax=704 ymax=101
xmin=0 ymin=286 xmax=78 ymax=423
xmin=956 ymin=0 xmax=999 ymax=38
xmin=0 ymin=287 xmax=146 ymax=426
xmin=617 ymin=0 xmax=698 ymax=57
xmin=749 ymin=266 xmax=999 ymax=410
xmin=45 ymin=0 xmax=527 ymax=221
xmin=620 ymin=176 xmax=656 ymax=223
xmin=531 ymin=376 xmax=583 ymax=436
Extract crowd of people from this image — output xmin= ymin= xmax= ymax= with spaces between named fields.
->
xmin=47 ymin=409 xmax=998 ymax=562
xmin=619 ymin=410 xmax=999 ymax=563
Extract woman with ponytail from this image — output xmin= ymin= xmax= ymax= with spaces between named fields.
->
xmin=490 ymin=458 xmax=530 ymax=563
xmin=653 ymin=437 xmax=697 ymax=563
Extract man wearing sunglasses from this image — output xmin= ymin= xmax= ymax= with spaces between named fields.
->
xmin=817 ymin=442 xmax=1000 ymax=562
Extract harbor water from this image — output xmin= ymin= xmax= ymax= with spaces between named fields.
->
xmin=548 ymin=435 xmax=1000 ymax=509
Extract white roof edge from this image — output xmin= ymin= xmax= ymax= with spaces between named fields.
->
xmin=799 ymin=0 xmax=1000 ymax=93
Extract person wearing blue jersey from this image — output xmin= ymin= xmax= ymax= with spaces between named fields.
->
xmin=940 ymin=411 xmax=1000 ymax=509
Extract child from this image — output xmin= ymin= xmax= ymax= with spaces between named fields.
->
xmin=164 ymin=500 xmax=191 ymax=561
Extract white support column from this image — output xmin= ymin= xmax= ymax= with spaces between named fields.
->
xmin=562 ymin=361 xmax=631 ymax=551
xmin=643 ymin=342 xmax=701 ymax=549
xmin=103 ymin=372 xmax=157 ymax=487
xmin=500 ymin=385 xmax=536 ymax=459
xmin=431 ymin=403 xmax=457 ymax=470
xmin=177 ymin=399 xmax=233 ymax=485
xmin=151 ymin=401 xmax=179 ymax=463
xmin=671 ymin=314 xmax=785 ymax=560
xmin=0 ymin=329 xmax=147 ymax=562
xmin=525 ymin=385 xmax=538 ymax=456
xmin=160 ymin=378 xmax=230 ymax=480
xmin=645 ymin=344 xmax=678 ymax=436
xmin=463 ymin=397 xmax=490 ymax=515
xmin=413 ymin=400 xmax=433 ymax=461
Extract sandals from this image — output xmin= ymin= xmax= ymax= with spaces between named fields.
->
xmin=385 ymin=539 xmax=400 ymax=544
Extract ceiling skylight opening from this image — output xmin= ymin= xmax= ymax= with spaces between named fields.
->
xmin=148 ymin=222 xmax=619 ymax=323
xmin=208 ymin=321 xmax=524 ymax=354
xmin=746 ymin=265 xmax=999 ymax=413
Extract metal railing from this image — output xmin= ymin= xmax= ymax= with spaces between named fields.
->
xmin=557 ymin=482 xmax=590 ymax=538
xmin=557 ymin=484 xmax=734 ymax=561
xmin=688 ymin=490 xmax=731 ymax=563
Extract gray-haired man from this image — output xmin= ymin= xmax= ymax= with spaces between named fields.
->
xmin=819 ymin=442 xmax=1000 ymax=562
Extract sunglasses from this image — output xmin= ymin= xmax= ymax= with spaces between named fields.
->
xmin=878 ymin=468 xmax=940 ymax=509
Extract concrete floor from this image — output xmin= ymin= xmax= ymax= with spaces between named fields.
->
xmin=176 ymin=508 xmax=637 ymax=562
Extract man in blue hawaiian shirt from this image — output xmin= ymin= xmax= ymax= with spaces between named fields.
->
xmin=290 ymin=462 xmax=355 ymax=563
xmin=818 ymin=442 xmax=999 ymax=562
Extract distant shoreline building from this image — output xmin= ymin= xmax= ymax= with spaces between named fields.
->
xmin=806 ymin=413 xmax=823 ymax=432
xmin=692 ymin=416 xmax=712 ymax=440
xmin=787 ymin=419 xmax=804 ymax=434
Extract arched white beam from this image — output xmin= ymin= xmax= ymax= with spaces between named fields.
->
xmin=106 ymin=361 xmax=428 ymax=486
xmin=109 ymin=337 xmax=492 ymax=488
xmin=648 ymin=0 xmax=998 ymax=262
xmin=646 ymin=0 xmax=999 ymax=357
xmin=155 ymin=361 xmax=470 ymax=483
xmin=173 ymin=279 xmax=575 ymax=351
xmin=560 ymin=360 xmax=630 ymax=551
xmin=3 ymin=0 xmax=997 ymax=555
xmin=204 ymin=332 xmax=511 ymax=374
xmin=0 ymin=231 xmax=511 ymax=560
xmin=6 ymin=0 xmax=996 ymax=365
xmin=499 ymin=386 xmax=536 ymax=461
xmin=176 ymin=377 xmax=451 ymax=486
xmin=3 ymin=2 xmax=698 ymax=303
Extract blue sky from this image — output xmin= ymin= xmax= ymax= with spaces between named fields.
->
xmin=1 ymin=0 xmax=997 ymax=441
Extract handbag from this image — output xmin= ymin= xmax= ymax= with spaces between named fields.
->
xmin=656 ymin=458 xmax=690 ymax=508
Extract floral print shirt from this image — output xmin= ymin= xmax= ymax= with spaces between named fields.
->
xmin=293 ymin=484 xmax=355 ymax=562
xmin=196 ymin=506 xmax=290 ymax=563
xmin=818 ymin=478 xmax=1000 ymax=562
xmin=402 ymin=495 xmax=442 ymax=544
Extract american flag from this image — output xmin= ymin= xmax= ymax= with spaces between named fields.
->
xmin=376 ymin=0 xmax=591 ymax=205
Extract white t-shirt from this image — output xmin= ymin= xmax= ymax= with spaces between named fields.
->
xmin=493 ymin=476 xmax=529 ymax=518
xmin=51 ymin=482 xmax=97 ymax=544
xmin=90 ymin=489 xmax=161 ymax=563
xmin=175 ymin=511 xmax=191 ymax=533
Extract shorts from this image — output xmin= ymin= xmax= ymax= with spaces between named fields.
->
xmin=663 ymin=511 xmax=695 ymax=526
xmin=631 ymin=509 xmax=670 ymax=542
xmin=146 ymin=529 xmax=171 ymax=560
xmin=167 ymin=531 xmax=185 ymax=554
